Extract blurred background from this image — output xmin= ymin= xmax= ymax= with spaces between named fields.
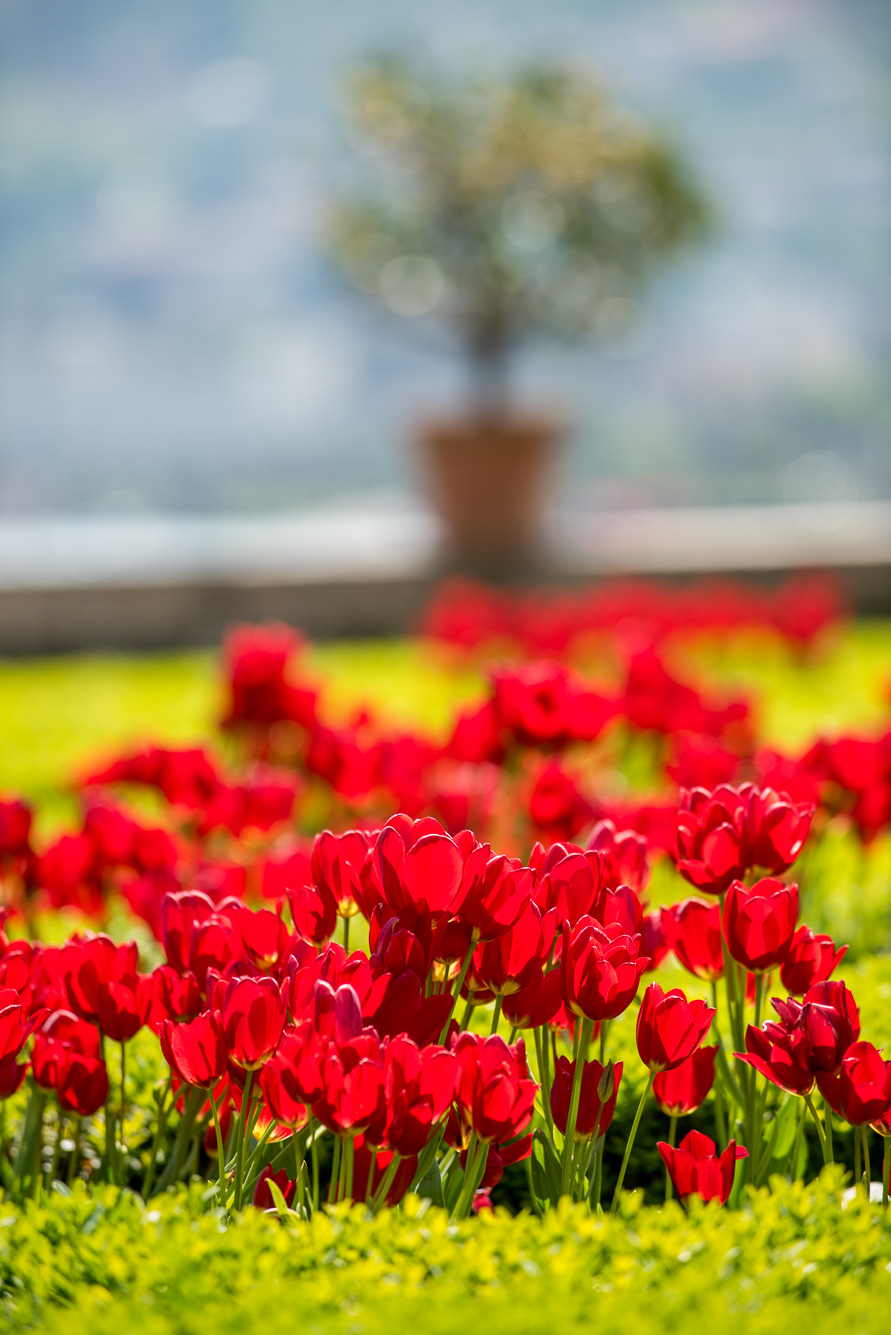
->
xmin=0 ymin=0 xmax=889 ymax=648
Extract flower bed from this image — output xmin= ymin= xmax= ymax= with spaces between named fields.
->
xmin=0 ymin=577 xmax=890 ymax=1330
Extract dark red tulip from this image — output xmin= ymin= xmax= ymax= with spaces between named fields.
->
xmin=149 ymin=966 xmax=203 ymax=1030
xmin=722 ymin=877 xmax=798 ymax=974
xmin=313 ymin=1033 xmax=387 ymax=1142
xmin=653 ymin=1045 xmax=717 ymax=1116
xmin=817 ymin=1041 xmax=891 ymax=1126
xmin=658 ymin=1129 xmax=748 ymax=1205
xmin=252 ymin=1164 xmax=297 ymax=1210
xmin=772 ymin=981 xmax=860 ymax=1074
xmin=636 ymin=983 xmax=715 ymax=1073
xmin=0 ymin=987 xmax=46 ymax=1071
xmin=373 ymin=816 xmax=464 ymax=918
xmin=533 ymin=844 xmax=606 ymax=927
xmin=663 ymin=898 xmax=724 ymax=981
xmin=233 ymin=905 xmax=292 ymax=973
xmin=214 ymin=975 xmax=285 ymax=1070
xmin=382 ymin=1035 xmax=459 ymax=1156
xmin=452 ymin=1032 xmax=537 ymax=1145
xmin=473 ymin=903 xmax=556 ymax=997
xmin=675 ymin=784 xmax=812 ymax=895
xmin=458 ymin=851 xmax=531 ymax=944
xmin=779 ymin=926 xmax=846 ymax=995
xmin=311 ymin=829 xmax=374 ymax=919
xmin=735 ymin=1022 xmax=814 ymax=1097
xmin=586 ymin=819 xmax=648 ymax=893
xmin=550 ymin=1056 xmax=621 ymax=1140
xmin=501 ymin=969 xmax=562 ymax=1030
xmin=491 ymin=661 xmax=614 ymax=749
xmin=560 ymin=917 xmax=648 ymax=1022
xmin=288 ymin=883 xmax=338 ymax=946
xmin=160 ymin=1011 xmax=227 ymax=1088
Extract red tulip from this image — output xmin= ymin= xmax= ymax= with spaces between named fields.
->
xmin=458 ymin=851 xmax=531 ymax=943
xmin=214 ymin=975 xmax=285 ymax=1069
xmin=288 ymin=883 xmax=338 ymax=946
xmin=382 ymin=1035 xmax=459 ymax=1156
xmin=817 ymin=1041 xmax=891 ymax=1126
xmin=501 ymin=969 xmax=562 ymax=1030
xmin=675 ymin=784 xmax=812 ymax=895
xmin=30 ymin=1010 xmax=108 ymax=1115
xmin=560 ymin=917 xmax=648 ymax=1022
xmin=491 ymin=661 xmax=614 ymax=749
xmin=550 ymin=1057 xmax=622 ymax=1140
xmin=735 ymin=1022 xmax=814 ymax=1096
xmin=313 ymin=1033 xmax=387 ymax=1142
xmin=160 ymin=1011 xmax=227 ymax=1088
xmin=663 ymin=898 xmax=724 ymax=981
xmin=252 ymin=1164 xmax=296 ymax=1210
xmin=0 ymin=987 xmax=46 ymax=1071
xmin=586 ymin=819 xmax=648 ymax=893
xmin=452 ymin=1032 xmax=537 ymax=1145
xmin=772 ymin=981 xmax=860 ymax=1074
xmin=311 ymin=829 xmax=374 ymax=919
xmin=372 ymin=816 xmax=464 ymax=917
xmin=473 ymin=903 xmax=556 ymax=997
xmin=149 ymin=966 xmax=202 ymax=1029
xmin=233 ymin=905 xmax=292 ymax=973
xmin=779 ymin=926 xmax=847 ymax=996
xmin=636 ymin=983 xmax=715 ymax=1073
xmin=533 ymin=844 xmax=606 ymax=927
xmin=658 ymin=1129 xmax=748 ymax=1204
xmin=722 ymin=878 xmax=798 ymax=974
xmin=653 ymin=1046 xmax=717 ymax=1116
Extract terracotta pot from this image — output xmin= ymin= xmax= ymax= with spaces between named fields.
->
xmin=415 ymin=412 xmax=562 ymax=570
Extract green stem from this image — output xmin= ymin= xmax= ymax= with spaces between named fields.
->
xmin=45 ymin=1114 xmax=63 ymax=1189
xmin=804 ymin=1093 xmax=831 ymax=1165
xmin=611 ymin=1071 xmax=654 ymax=1213
xmin=453 ymin=1136 xmax=487 ymax=1219
xmin=861 ymin=1126 xmax=871 ymax=1198
xmin=312 ymin=1133 xmax=320 ymax=1211
xmin=67 ymin=1116 xmax=81 ymax=1187
xmin=560 ymin=1018 xmax=592 ymax=1198
xmin=490 ymin=995 xmax=503 ymax=1036
xmin=534 ymin=1027 xmax=555 ymax=1139
xmin=209 ymin=1088 xmax=228 ymax=1207
xmin=371 ymin=1152 xmax=402 ymax=1213
xmin=342 ymin=1136 xmax=355 ymax=1203
xmin=854 ymin=1123 xmax=861 ymax=1190
xmin=328 ymin=1135 xmax=342 ymax=1205
xmin=439 ymin=945 xmax=477 ymax=1043
xmin=788 ymin=1098 xmax=806 ymax=1182
xmin=665 ymin=1115 xmax=678 ymax=1203
xmin=233 ymin=1071 xmax=255 ymax=1211
xmin=119 ymin=1041 xmax=127 ymax=1182
xmin=141 ymin=1076 xmax=173 ymax=1199
xmin=152 ymin=1086 xmax=205 ymax=1197
xmin=821 ymin=1095 xmax=835 ymax=1162
xmin=882 ymin=1138 xmax=889 ymax=1209
xmin=342 ymin=915 xmax=350 ymax=953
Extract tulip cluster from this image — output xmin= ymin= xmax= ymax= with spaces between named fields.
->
xmin=421 ymin=573 xmax=844 ymax=658
xmin=0 ymin=588 xmax=889 ymax=1226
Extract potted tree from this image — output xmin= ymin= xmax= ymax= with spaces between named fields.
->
xmin=328 ymin=57 xmax=709 ymax=570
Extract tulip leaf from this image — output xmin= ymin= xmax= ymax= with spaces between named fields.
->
xmin=531 ymin=1129 xmax=562 ymax=1208
xmin=414 ymin=1160 xmax=445 ymax=1209
xmin=264 ymin=1179 xmax=292 ymax=1219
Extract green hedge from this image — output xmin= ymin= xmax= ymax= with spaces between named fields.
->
xmin=1 ymin=1171 xmax=888 ymax=1335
